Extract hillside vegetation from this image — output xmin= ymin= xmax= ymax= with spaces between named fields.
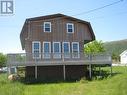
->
xmin=104 ymin=39 xmax=127 ymax=61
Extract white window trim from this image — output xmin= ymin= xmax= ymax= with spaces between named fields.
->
xmin=67 ymin=23 xmax=74 ymax=33
xmin=43 ymin=41 xmax=51 ymax=59
xmin=32 ymin=41 xmax=41 ymax=59
xmin=44 ymin=22 xmax=51 ymax=32
xmin=53 ymin=42 xmax=61 ymax=53
xmin=72 ymin=42 xmax=80 ymax=58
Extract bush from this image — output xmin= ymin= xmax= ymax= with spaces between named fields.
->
xmin=0 ymin=53 xmax=7 ymax=67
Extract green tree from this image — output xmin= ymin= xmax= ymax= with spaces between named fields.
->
xmin=0 ymin=53 xmax=7 ymax=67
xmin=84 ymin=40 xmax=105 ymax=54
xmin=112 ymin=52 xmax=119 ymax=62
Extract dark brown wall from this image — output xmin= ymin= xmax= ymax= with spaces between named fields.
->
xmin=25 ymin=66 xmax=35 ymax=78
xmin=25 ymin=65 xmax=87 ymax=81
xmin=37 ymin=66 xmax=63 ymax=80
xmin=25 ymin=66 xmax=63 ymax=80
xmin=66 ymin=65 xmax=87 ymax=80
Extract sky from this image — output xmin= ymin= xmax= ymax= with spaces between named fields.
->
xmin=0 ymin=0 xmax=127 ymax=54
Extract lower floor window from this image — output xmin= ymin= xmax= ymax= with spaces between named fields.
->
xmin=32 ymin=41 xmax=41 ymax=59
xmin=72 ymin=42 xmax=80 ymax=58
xmin=53 ymin=42 xmax=61 ymax=58
xmin=32 ymin=41 xmax=80 ymax=59
xmin=43 ymin=42 xmax=51 ymax=59
xmin=63 ymin=42 xmax=70 ymax=58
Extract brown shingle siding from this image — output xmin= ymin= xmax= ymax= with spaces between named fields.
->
xmin=20 ymin=14 xmax=95 ymax=51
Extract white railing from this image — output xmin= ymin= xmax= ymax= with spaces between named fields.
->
xmin=7 ymin=53 xmax=112 ymax=66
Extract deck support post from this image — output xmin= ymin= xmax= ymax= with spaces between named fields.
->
xmin=35 ymin=59 xmax=38 ymax=79
xmin=89 ymin=64 xmax=92 ymax=79
xmin=89 ymin=54 xmax=92 ymax=79
xmin=63 ymin=65 xmax=66 ymax=80
xmin=35 ymin=66 xmax=37 ymax=79
xmin=99 ymin=66 xmax=101 ymax=76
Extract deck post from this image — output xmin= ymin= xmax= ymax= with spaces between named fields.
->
xmin=63 ymin=65 xmax=66 ymax=80
xmin=89 ymin=54 xmax=92 ymax=79
xmin=99 ymin=66 xmax=101 ymax=76
xmin=89 ymin=63 xmax=92 ymax=79
xmin=35 ymin=59 xmax=38 ymax=79
xmin=35 ymin=66 xmax=37 ymax=79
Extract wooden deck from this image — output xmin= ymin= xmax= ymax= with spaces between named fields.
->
xmin=7 ymin=53 xmax=112 ymax=66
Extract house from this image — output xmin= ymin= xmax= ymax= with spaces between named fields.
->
xmin=7 ymin=14 xmax=112 ymax=81
xmin=120 ymin=50 xmax=127 ymax=64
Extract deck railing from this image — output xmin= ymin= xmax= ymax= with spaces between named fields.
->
xmin=7 ymin=53 xmax=112 ymax=66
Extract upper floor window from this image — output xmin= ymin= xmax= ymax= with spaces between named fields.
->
xmin=44 ymin=22 xmax=51 ymax=32
xmin=67 ymin=23 xmax=74 ymax=33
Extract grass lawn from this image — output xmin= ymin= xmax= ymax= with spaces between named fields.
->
xmin=0 ymin=66 xmax=127 ymax=95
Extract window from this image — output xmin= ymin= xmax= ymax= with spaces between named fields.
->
xmin=67 ymin=23 xmax=74 ymax=33
xmin=72 ymin=42 xmax=80 ymax=58
xmin=63 ymin=42 xmax=70 ymax=58
xmin=43 ymin=42 xmax=51 ymax=58
xmin=53 ymin=42 xmax=61 ymax=58
xmin=44 ymin=22 xmax=51 ymax=32
xmin=32 ymin=41 xmax=41 ymax=59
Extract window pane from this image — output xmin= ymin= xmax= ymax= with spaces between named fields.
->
xmin=64 ymin=43 xmax=69 ymax=52
xmin=73 ymin=44 xmax=78 ymax=50
xmin=34 ymin=50 xmax=39 ymax=57
xmin=72 ymin=43 xmax=79 ymax=52
xmin=44 ymin=22 xmax=51 ymax=32
xmin=32 ymin=42 xmax=41 ymax=59
xmin=63 ymin=42 xmax=70 ymax=58
xmin=54 ymin=43 xmax=60 ymax=52
xmin=72 ymin=42 xmax=80 ymax=58
xmin=34 ymin=50 xmax=39 ymax=53
xmin=45 ymin=23 xmax=50 ymax=27
xmin=67 ymin=23 xmax=74 ymax=33
xmin=34 ymin=43 xmax=39 ymax=49
xmin=43 ymin=42 xmax=51 ymax=59
xmin=68 ymin=24 xmax=72 ymax=29
xmin=45 ymin=28 xmax=50 ymax=32
xmin=44 ymin=43 xmax=50 ymax=53
xmin=68 ymin=29 xmax=72 ymax=32
xmin=53 ymin=42 xmax=61 ymax=59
